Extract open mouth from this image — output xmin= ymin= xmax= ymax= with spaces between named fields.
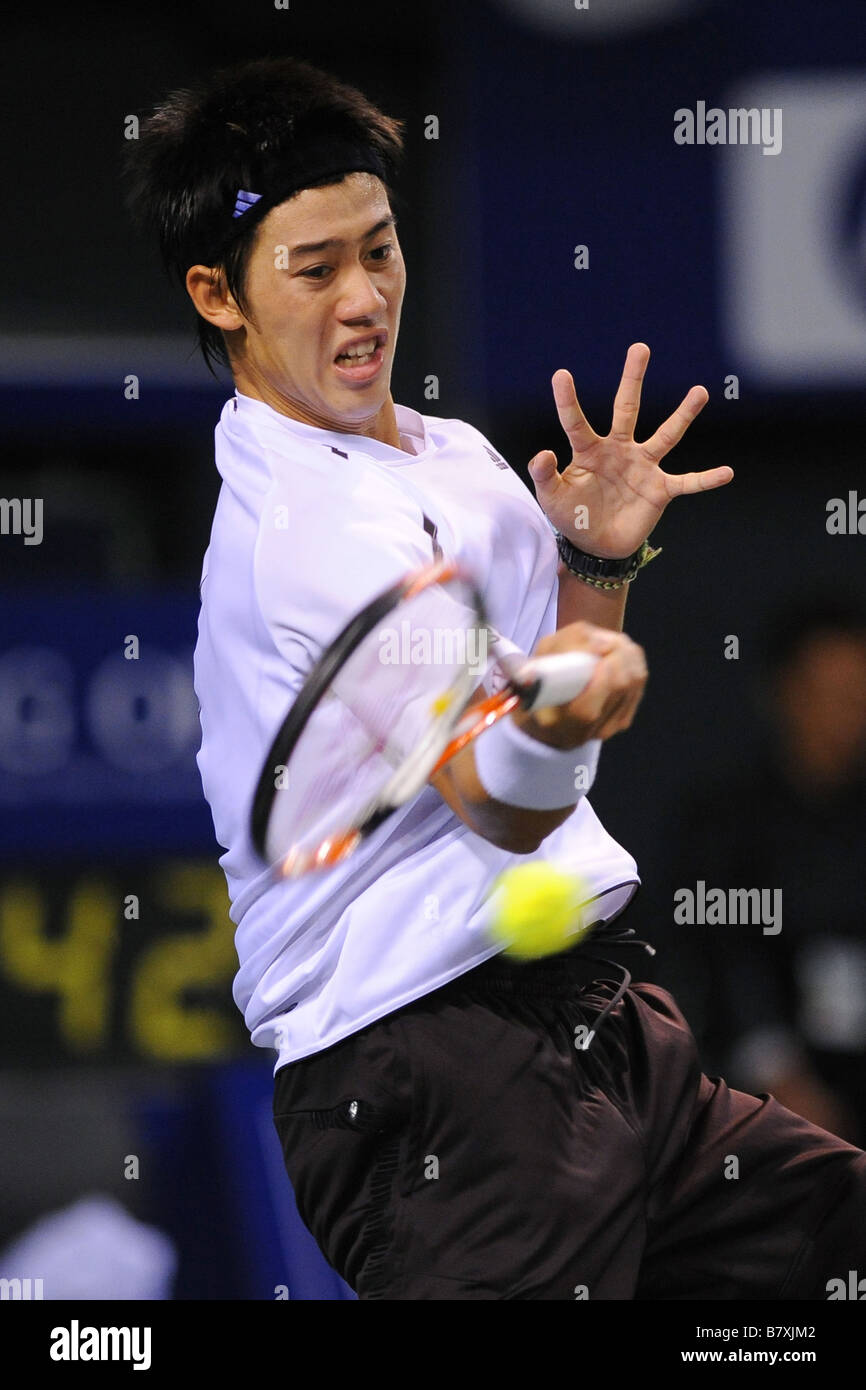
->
xmin=333 ymin=334 xmax=386 ymax=381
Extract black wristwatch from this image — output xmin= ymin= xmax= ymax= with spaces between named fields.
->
xmin=555 ymin=532 xmax=661 ymax=590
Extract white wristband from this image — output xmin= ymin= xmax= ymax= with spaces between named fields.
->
xmin=473 ymin=715 xmax=601 ymax=811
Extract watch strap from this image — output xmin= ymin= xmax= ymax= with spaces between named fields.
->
xmin=555 ymin=532 xmax=662 ymax=589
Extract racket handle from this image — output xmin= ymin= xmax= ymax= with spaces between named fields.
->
xmin=517 ymin=651 xmax=599 ymax=711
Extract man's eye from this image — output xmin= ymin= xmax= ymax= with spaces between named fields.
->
xmin=299 ymin=246 xmax=392 ymax=279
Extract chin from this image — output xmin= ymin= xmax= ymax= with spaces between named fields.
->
xmin=330 ymin=385 xmax=390 ymax=420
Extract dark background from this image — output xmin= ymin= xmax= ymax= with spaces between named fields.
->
xmin=1 ymin=0 xmax=865 ymax=1299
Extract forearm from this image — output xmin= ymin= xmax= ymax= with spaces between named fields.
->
xmin=431 ymin=742 xmax=580 ymax=855
xmin=430 ymin=586 xmax=646 ymax=855
xmin=556 ymin=560 xmax=629 ymax=634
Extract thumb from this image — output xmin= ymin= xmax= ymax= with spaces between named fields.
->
xmin=527 ymin=450 xmax=559 ymax=492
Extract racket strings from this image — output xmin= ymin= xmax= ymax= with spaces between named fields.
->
xmin=265 ymin=575 xmax=488 ymax=863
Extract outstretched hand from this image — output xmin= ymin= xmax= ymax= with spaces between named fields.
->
xmin=528 ymin=343 xmax=733 ymax=560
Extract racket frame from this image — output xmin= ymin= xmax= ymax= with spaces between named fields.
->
xmin=251 ymin=558 xmax=591 ymax=878
xmin=251 ymin=559 xmax=491 ymax=871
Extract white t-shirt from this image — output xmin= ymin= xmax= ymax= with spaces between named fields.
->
xmin=193 ymin=391 xmax=640 ymax=1070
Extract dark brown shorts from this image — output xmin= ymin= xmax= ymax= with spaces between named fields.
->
xmin=272 ymin=946 xmax=866 ymax=1299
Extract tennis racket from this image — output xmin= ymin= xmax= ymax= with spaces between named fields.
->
xmin=251 ymin=558 xmax=598 ymax=879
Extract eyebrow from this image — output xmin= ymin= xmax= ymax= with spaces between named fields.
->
xmin=288 ymin=215 xmax=397 ymax=262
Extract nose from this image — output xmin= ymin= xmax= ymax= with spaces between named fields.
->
xmin=337 ymin=261 xmax=388 ymax=321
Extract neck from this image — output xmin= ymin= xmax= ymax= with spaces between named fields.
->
xmin=231 ymin=364 xmax=402 ymax=449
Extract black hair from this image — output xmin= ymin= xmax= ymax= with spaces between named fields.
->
xmin=124 ymin=56 xmax=405 ymax=373
xmin=762 ymin=591 xmax=866 ymax=678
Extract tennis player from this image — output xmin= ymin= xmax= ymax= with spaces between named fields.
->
xmin=127 ymin=56 xmax=866 ymax=1299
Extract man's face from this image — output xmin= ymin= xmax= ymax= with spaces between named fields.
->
xmin=228 ymin=172 xmax=406 ymax=433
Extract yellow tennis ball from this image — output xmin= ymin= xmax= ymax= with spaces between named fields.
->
xmin=487 ymin=861 xmax=592 ymax=960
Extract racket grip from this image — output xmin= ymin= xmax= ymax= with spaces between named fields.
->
xmin=518 ymin=651 xmax=599 ymax=711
